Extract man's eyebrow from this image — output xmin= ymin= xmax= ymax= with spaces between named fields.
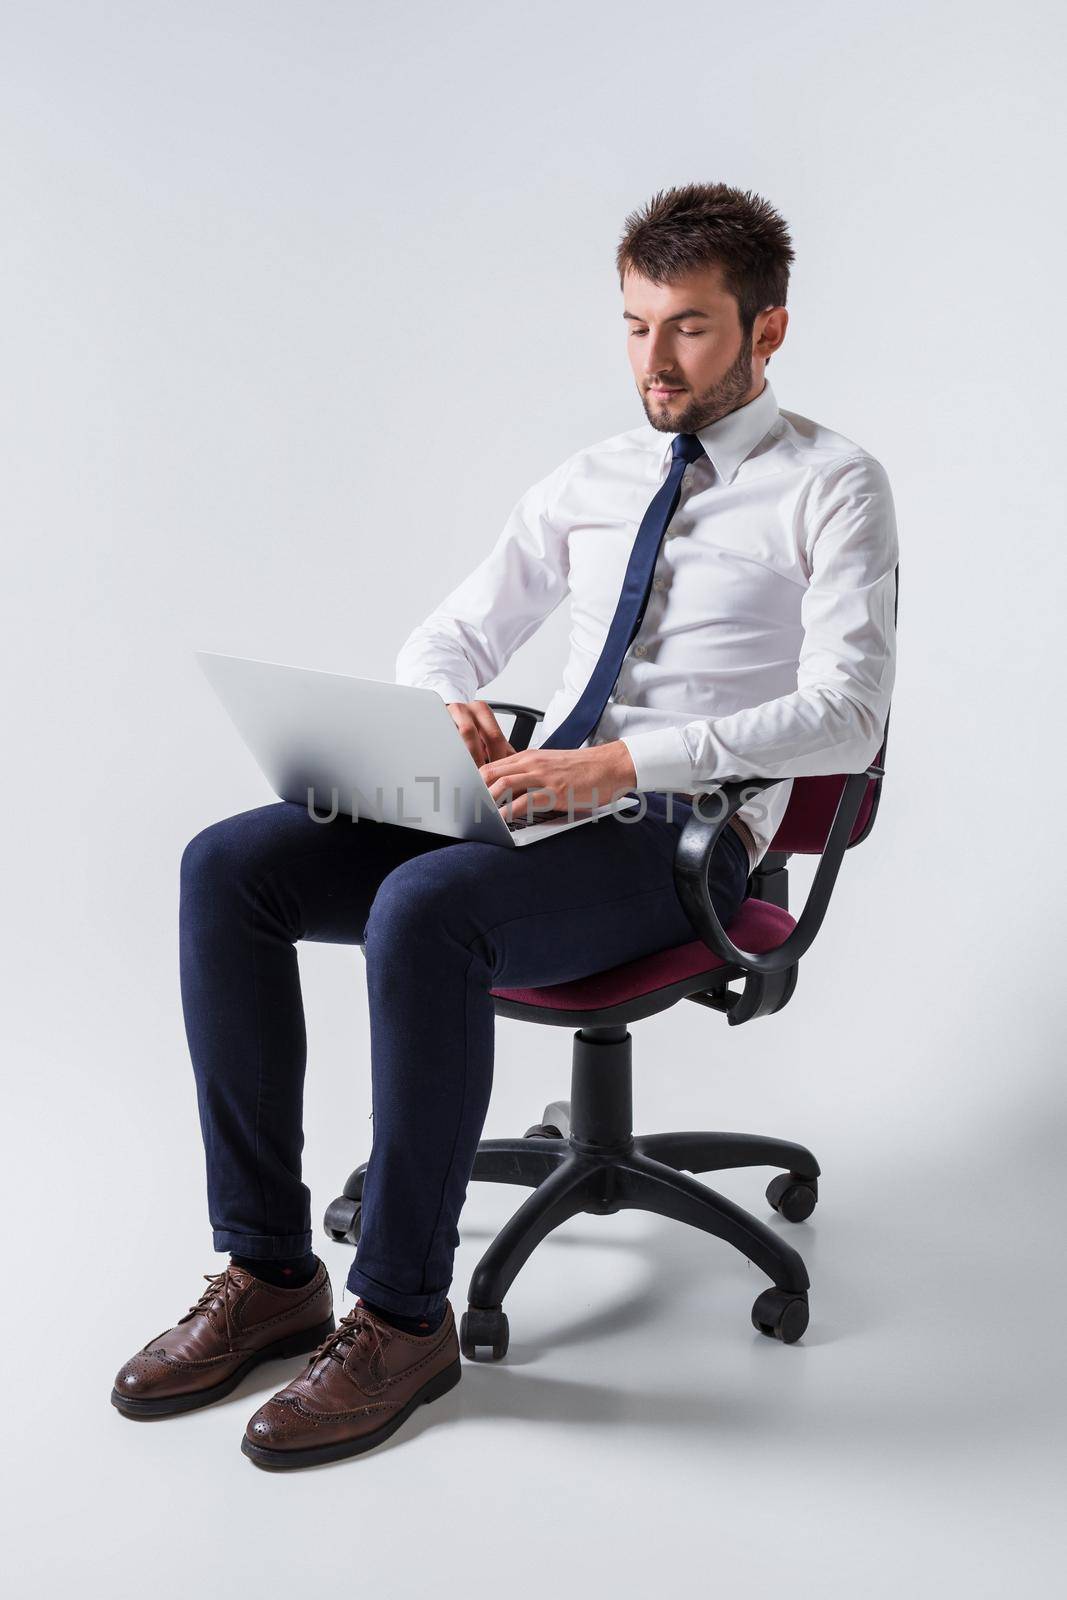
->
xmin=622 ymin=308 xmax=712 ymax=323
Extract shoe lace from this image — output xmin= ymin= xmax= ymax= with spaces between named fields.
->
xmin=306 ymin=1305 xmax=393 ymax=1382
xmin=180 ymin=1267 xmax=243 ymax=1352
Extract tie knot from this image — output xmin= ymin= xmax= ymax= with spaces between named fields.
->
xmin=671 ymin=432 xmax=706 ymax=467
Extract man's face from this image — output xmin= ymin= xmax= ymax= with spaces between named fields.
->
xmin=623 ymin=265 xmax=784 ymax=433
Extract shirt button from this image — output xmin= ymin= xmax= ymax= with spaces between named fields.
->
xmin=633 ymin=643 xmax=647 ymax=657
xmin=653 ymin=577 xmax=667 ymax=591
xmin=615 ymin=692 xmax=626 ymax=704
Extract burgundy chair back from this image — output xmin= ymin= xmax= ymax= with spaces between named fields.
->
xmin=769 ymin=759 xmax=883 ymax=856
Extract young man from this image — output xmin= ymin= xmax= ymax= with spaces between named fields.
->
xmin=112 ymin=182 xmax=897 ymax=1469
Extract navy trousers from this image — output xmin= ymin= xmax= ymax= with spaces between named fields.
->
xmin=178 ymin=791 xmax=751 ymax=1318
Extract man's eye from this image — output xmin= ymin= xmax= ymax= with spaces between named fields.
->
xmin=628 ymin=328 xmax=703 ymax=337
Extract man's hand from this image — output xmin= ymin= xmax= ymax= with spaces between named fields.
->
xmin=447 ymin=700 xmax=516 ymax=765
xmin=479 ymin=741 xmax=639 ymax=821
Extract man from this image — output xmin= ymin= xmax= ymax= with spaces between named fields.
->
xmin=112 ymin=182 xmax=897 ymax=1469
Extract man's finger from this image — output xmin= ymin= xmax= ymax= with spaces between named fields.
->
xmin=484 ymin=774 xmax=532 ymax=815
xmin=447 ymin=705 xmax=490 ymax=765
xmin=481 ymin=766 xmax=565 ymax=805
xmin=489 ymin=776 xmax=560 ymax=816
xmin=501 ymin=785 xmax=558 ymax=820
xmin=469 ymin=700 xmax=515 ymax=762
xmin=484 ymin=771 xmax=532 ymax=801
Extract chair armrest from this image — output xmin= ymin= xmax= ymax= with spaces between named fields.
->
xmin=673 ymin=771 xmax=873 ymax=975
xmin=487 ymin=702 xmax=545 ymax=753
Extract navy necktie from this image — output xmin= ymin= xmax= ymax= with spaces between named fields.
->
xmin=541 ymin=431 xmax=707 ymax=751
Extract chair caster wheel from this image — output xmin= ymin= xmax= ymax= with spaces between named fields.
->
xmin=342 ymin=1166 xmax=367 ymax=1202
xmin=460 ymin=1306 xmax=510 ymax=1361
xmin=766 ymin=1172 xmax=818 ymax=1222
xmin=323 ymin=1196 xmax=362 ymax=1245
xmin=524 ymin=1123 xmax=564 ymax=1140
xmin=752 ymin=1288 xmax=809 ymax=1343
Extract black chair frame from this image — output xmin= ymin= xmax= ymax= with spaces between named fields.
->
xmin=326 ymin=690 xmax=891 ymax=1361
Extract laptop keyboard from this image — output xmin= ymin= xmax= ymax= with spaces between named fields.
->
xmin=505 ymin=810 xmax=568 ymax=831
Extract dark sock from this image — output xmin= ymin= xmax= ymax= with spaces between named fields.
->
xmin=357 ymin=1296 xmax=445 ymax=1337
xmin=230 ymin=1251 xmax=319 ymax=1289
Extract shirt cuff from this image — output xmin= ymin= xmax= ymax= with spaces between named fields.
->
xmin=401 ymin=675 xmax=475 ymax=705
xmin=619 ymin=727 xmax=694 ymax=792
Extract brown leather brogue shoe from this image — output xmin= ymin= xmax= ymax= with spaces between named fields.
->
xmin=241 ymin=1299 xmax=461 ymax=1469
xmin=111 ymin=1259 xmax=335 ymax=1418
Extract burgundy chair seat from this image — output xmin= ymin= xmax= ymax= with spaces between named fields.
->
xmin=491 ymin=898 xmax=796 ymax=1014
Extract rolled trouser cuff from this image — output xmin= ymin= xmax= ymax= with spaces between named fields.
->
xmin=211 ymin=1229 xmax=314 ymax=1257
xmin=345 ymin=1262 xmax=449 ymax=1320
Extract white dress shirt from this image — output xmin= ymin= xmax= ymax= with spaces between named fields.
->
xmin=395 ymin=378 xmax=898 ymax=872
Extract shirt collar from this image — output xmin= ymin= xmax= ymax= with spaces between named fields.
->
xmin=655 ymin=377 xmax=780 ymax=485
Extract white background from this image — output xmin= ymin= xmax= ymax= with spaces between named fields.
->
xmin=3 ymin=1 xmax=1065 ymax=1594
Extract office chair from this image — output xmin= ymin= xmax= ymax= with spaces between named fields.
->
xmin=325 ymin=711 xmax=892 ymax=1357
xmin=326 ymin=578 xmax=897 ymax=1361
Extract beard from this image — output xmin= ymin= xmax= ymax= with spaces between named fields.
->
xmin=643 ymin=326 xmax=755 ymax=433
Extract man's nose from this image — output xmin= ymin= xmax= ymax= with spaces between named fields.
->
xmin=642 ymin=335 xmax=675 ymax=375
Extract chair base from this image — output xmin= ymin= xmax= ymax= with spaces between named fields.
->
xmin=463 ymin=1137 xmax=816 ymax=1358
xmin=324 ymin=1025 xmax=821 ymax=1359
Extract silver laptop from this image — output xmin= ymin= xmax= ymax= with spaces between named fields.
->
xmin=195 ymin=653 xmax=640 ymax=848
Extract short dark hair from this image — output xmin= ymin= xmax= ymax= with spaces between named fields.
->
xmin=616 ymin=182 xmax=794 ymax=334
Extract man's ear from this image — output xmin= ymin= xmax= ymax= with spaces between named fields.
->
xmin=756 ymin=306 xmax=789 ymax=361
